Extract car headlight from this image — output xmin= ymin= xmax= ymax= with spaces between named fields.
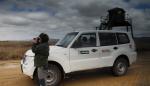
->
xmin=22 ymin=55 xmax=27 ymax=63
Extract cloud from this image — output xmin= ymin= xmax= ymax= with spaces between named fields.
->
xmin=25 ymin=12 xmax=50 ymax=21
xmin=2 ymin=15 xmax=31 ymax=26
xmin=129 ymin=0 xmax=150 ymax=5
xmin=0 ymin=0 xmax=149 ymax=40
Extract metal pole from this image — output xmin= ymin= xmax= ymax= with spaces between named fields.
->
xmin=131 ymin=25 xmax=134 ymax=38
xmin=130 ymin=19 xmax=134 ymax=38
xmin=127 ymin=26 xmax=129 ymax=32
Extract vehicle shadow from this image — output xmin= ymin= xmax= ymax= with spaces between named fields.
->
xmin=60 ymin=65 xmax=139 ymax=86
xmin=61 ymin=68 xmax=115 ymax=85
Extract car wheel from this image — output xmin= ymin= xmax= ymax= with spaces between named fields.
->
xmin=46 ymin=64 xmax=62 ymax=86
xmin=113 ymin=58 xmax=128 ymax=76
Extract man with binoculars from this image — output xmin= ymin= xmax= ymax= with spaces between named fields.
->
xmin=32 ymin=33 xmax=49 ymax=86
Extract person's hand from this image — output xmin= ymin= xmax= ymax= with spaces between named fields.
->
xmin=32 ymin=38 xmax=38 ymax=44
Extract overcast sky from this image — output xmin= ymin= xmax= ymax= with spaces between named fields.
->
xmin=0 ymin=0 xmax=150 ymax=40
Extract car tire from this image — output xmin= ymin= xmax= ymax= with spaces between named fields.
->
xmin=112 ymin=58 xmax=128 ymax=76
xmin=46 ymin=64 xmax=62 ymax=86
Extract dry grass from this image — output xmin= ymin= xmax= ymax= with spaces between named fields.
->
xmin=0 ymin=40 xmax=149 ymax=86
xmin=0 ymin=39 xmax=148 ymax=60
xmin=0 ymin=41 xmax=31 ymax=60
xmin=0 ymin=51 xmax=149 ymax=86
xmin=0 ymin=41 xmax=57 ymax=60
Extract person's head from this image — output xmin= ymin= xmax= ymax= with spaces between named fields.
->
xmin=38 ymin=33 xmax=49 ymax=43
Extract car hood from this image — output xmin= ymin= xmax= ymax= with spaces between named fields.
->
xmin=50 ymin=46 xmax=69 ymax=58
xmin=25 ymin=49 xmax=35 ymax=56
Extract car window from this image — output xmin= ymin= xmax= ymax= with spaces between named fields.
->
xmin=74 ymin=33 xmax=96 ymax=48
xmin=117 ymin=33 xmax=129 ymax=44
xmin=56 ymin=32 xmax=78 ymax=47
xmin=99 ymin=33 xmax=117 ymax=46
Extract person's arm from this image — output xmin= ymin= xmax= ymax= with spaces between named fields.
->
xmin=31 ymin=37 xmax=40 ymax=53
xmin=32 ymin=43 xmax=46 ymax=54
xmin=32 ymin=44 xmax=38 ymax=53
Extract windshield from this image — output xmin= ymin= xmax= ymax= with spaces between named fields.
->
xmin=56 ymin=32 xmax=78 ymax=48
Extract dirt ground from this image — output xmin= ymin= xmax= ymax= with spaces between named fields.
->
xmin=0 ymin=51 xmax=150 ymax=86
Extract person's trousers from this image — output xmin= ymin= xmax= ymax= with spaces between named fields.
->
xmin=37 ymin=65 xmax=48 ymax=86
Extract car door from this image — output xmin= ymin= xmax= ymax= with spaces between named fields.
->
xmin=69 ymin=32 xmax=101 ymax=72
xmin=98 ymin=32 xmax=118 ymax=67
xmin=116 ymin=33 xmax=131 ymax=52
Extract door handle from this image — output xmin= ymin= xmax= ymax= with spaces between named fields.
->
xmin=91 ymin=49 xmax=98 ymax=52
xmin=80 ymin=50 xmax=89 ymax=54
xmin=113 ymin=47 xmax=118 ymax=50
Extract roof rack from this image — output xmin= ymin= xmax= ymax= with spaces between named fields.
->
xmin=96 ymin=7 xmax=134 ymax=37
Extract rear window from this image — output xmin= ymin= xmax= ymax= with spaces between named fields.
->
xmin=99 ymin=33 xmax=117 ymax=46
xmin=117 ymin=33 xmax=129 ymax=44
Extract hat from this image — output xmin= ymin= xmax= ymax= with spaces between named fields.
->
xmin=39 ymin=33 xmax=49 ymax=43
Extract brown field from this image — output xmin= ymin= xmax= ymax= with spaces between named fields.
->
xmin=0 ymin=41 xmax=150 ymax=86
xmin=0 ymin=40 xmax=58 ymax=60
xmin=0 ymin=38 xmax=149 ymax=60
xmin=0 ymin=41 xmax=31 ymax=60
xmin=0 ymin=52 xmax=149 ymax=86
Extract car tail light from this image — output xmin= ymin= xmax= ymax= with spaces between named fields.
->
xmin=129 ymin=44 xmax=132 ymax=49
xmin=129 ymin=44 xmax=136 ymax=51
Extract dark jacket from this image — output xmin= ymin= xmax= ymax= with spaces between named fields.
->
xmin=32 ymin=43 xmax=49 ymax=67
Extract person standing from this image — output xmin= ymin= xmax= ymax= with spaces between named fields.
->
xmin=32 ymin=33 xmax=49 ymax=86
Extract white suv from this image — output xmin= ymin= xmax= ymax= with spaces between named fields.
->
xmin=21 ymin=30 xmax=137 ymax=86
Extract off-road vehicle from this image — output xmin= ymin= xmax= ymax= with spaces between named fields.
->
xmin=21 ymin=30 xmax=137 ymax=86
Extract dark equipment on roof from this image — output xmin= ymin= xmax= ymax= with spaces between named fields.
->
xmin=97 ymin=7 xmax=134 ymax=37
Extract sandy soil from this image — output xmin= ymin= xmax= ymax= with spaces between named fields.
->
xmin=0 ymin=51 xmax=150 ymax=86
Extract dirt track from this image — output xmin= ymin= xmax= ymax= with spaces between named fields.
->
xmin=0 ymin=51 xmax=150 ymax=86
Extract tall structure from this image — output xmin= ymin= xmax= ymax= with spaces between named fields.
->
xmin=98 ymin=7 xmax=134 ymax=37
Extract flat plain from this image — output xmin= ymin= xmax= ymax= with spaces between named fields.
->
xmin=0 ymin=51 xmax=149 ymax=86
xmin=0 ymin=40 xmax=150 ymax=86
